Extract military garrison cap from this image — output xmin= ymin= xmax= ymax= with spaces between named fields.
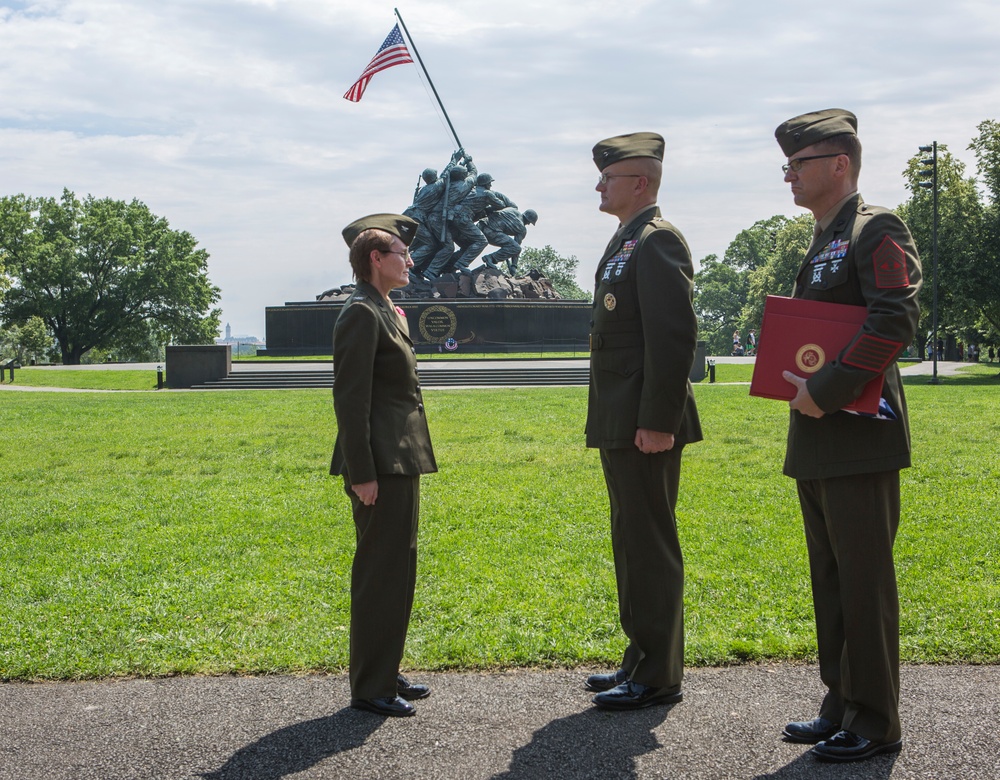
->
xmin=341 ymin=213 xmax=418 ymax=248
xmin=592 ymin=132 xmax=665 ymax=171
xmin=775 ymin=109 xmax=858 ymax=157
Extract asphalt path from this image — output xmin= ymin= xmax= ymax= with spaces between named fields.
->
xmin=2 ymin=664 xmax=998 ymax=779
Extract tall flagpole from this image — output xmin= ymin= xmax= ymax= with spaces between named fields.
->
xmin=394 ymin=8 xmax=463 ymax=151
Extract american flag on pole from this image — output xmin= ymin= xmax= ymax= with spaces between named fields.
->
xmin=343 ymin=24 xmax=414 ymax=102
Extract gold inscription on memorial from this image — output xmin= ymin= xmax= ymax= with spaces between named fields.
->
xmin=418 ymin=305 xmax=458 ymax=343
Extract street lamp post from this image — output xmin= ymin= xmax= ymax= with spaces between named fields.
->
xmin=918 ymin=142 xmax=940 ymax=385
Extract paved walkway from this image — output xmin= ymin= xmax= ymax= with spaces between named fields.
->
xmin=1 ymin=664 xmax=997 ymax=779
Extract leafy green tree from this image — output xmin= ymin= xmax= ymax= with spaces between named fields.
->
xmin=0 ymin=316 xmax=52 ymax=364
xmin=0 ymin=323 xmax=22 ymax=363
xmin=19 ymin=316 xmax=52 ymax=363
xmin=694 ymin=254 xmax=745 ymax=355
xmin=80 ymin=329 xmax=165 ymax=364
xmin=518 ymin=245 xmax=592 ymax=301
xmin=898 ymin=145 xmax=986 ymax=354
xmin=724 ymin=215 xmax=793 ymax=272
xmin=694 ymin=215 xmax=812 ymax=355
xmin=0 ymin=189 xmax=221 ymax=364
xmin=741 ymin=214 xmax=814 ymax=330
xmin=968 ymin=120 xmax=1000 ymax=340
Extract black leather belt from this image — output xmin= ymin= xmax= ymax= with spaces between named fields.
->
xmin=590 ymin=331 xmax=642 ymax=351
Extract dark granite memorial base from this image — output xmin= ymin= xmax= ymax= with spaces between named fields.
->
xmin=262 ymin=299 xmax=592 ymax=356
xmin=165 ymin=344 xmax=231 ymax=388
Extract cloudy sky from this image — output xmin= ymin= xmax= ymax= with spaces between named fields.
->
xmin=3 ymin=0 xmax=998 ymax=339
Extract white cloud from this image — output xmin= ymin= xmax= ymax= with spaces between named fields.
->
xmin=2 ymin=0 xmax=998 ymax=337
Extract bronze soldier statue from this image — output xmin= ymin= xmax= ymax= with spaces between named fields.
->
xmin=406 ymin=150 xmax=463 ymax=280
xmin=479 ymin=207 xmax=536 ymax=274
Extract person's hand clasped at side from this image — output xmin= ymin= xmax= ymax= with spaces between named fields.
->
xmin=351 ymin=480 xmax=378 ymax=506
xmin=634 ymin=428 xmax=675 ymax=453
xmin=783 ymin=370 xmax=825 ymax=418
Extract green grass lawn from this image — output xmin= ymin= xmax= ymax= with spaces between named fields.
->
xmin=1 ymin=375 xmax=997 ymax=680
xmin=3 ymin=368 xmax=161 ymax=391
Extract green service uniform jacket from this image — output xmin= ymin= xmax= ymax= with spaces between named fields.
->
xmin=786 ymin=194 xmax=923 ymax=479
xmin=331 ymin=282 xmax=437 ymax=481
xmin=586 ymin=206 xmax=703 ymax=448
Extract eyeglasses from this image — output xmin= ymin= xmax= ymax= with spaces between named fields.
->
xmin=782 ymin=153 xmax=843 ymax=174
xmin=598 ymin=173 xmax=642 ymax=185
xmin=380 ymin=249 xmax=411 ymax=260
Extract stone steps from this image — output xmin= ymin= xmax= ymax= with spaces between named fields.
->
xmin=191 ymin=367 xmax=591 ymax=390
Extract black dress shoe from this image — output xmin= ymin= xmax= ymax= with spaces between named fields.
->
xmin=397 ymin=674 xmax=430 ymax=701
xmin=782 ymin=716 xmax=841 ymax=744
xmin=350 ymin=695 xmax=415 ymax=717
xmin=811 ymin=730 xmax=902 ymax=762
xmin=584 ymin=668 xmax=629 ymax=692
xmin=592 ymin=680 xmax=683 ymax=710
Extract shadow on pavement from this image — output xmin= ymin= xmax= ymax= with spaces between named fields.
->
xmin=753 ymin=749 xmax=898 ymax=779
xmin=491 ymin=703 xmax=673 ymax=779
xmin=201 ymin=707 xmax=381 ymax=780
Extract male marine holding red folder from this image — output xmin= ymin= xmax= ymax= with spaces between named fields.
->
xmin=774 ymin=109 xmax=922 ymax=762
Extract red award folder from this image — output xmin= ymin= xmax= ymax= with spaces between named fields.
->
xmin=750 ymin=295 xmax=883 ymax=415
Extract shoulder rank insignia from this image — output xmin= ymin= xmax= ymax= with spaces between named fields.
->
xmin=602 ymin=239 xmax=637 ymax=281
xmin=872 ymin=236 xmax=909 ymax=289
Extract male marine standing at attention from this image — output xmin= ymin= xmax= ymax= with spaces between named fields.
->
xmin=584 ymin=132 xmax=702 ymax=710
xmin=774 ymin=109 xmax=921 ymax=761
